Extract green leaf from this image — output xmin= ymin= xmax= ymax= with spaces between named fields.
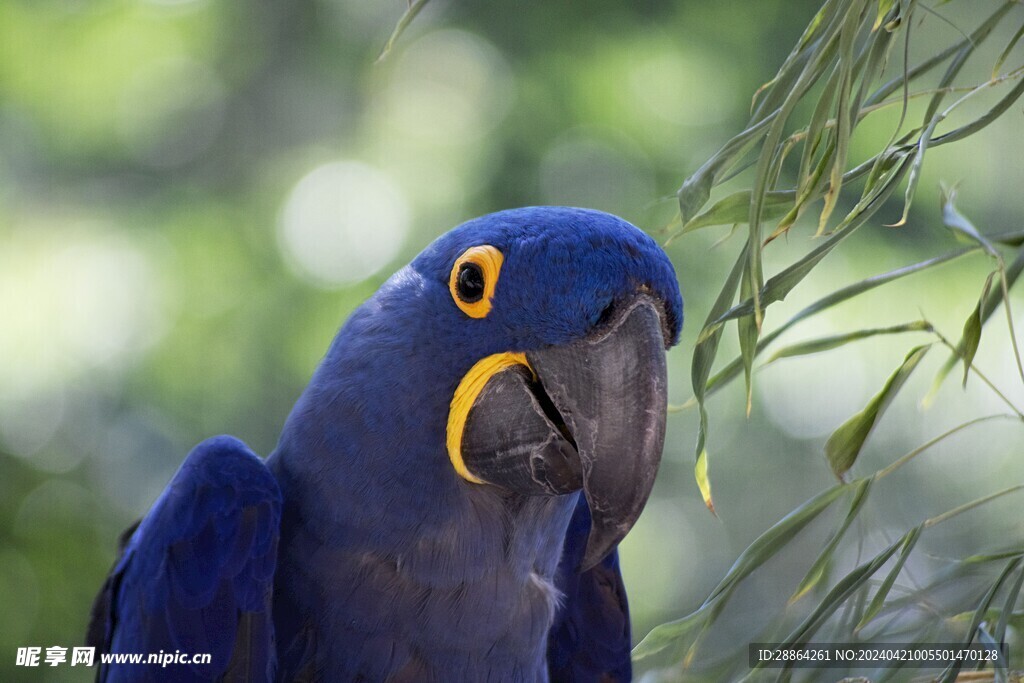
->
xmin=856 ymin=525 xmax=923 ymax=631
xmin=816 ymin=2 xmax=861 ymax=234
xmin=865 ymin=3 xmax=1013 ymax=107
xmin=751 ymin=0 xmax=841 ymax=120
xmin=873 ymin=0 xmax=896 ymax=31
xmin=799 ymin=65 xmax=839 ymax=190
xmin=825 ymin=344 xmax=930 ymax=479
xmin=698 ymin=247 xmax=973 ymax=402
xmin=790 ymin=477 xmax=874 ymax=603
xmin=940 ymin=187 xmax=1024 ymax=383
xmin=960 ymin=271 xmax=996 ymax=387
xmin=770 ymin=534 xmax=907 ymax=664
xmin=993 ymin=563 xmax=1024 ymax=666
xmin=739 ymin=265 xmax=758 ymax=415
xmin=705 ymin=483 xmax=850 ymax=609
xmin=376 ymin=0 xmax=431 ymax=63
xmin=940 ymin=184 xmax=998 ymax=257
xmin=889 ymin=113 xmax=941 ymax=227
xmin=766 ymin=321 xmax=932 ymax=362
xmin=678 ymin=190 xmax=795 ymax=235
xmin=938 ymin=557 xmax=1022 ymax=683
xmin=676 ymin=111 xmax=781 ymax=225
xmin=691 ymin=247 xmax=747 ymax=512
xmin=629 ymin=607 xmax=706 ymax=663
xmin=927 ymin=243 xmax=1024 ymax=401
xmin=992 ymin=22 xmax=1024 ymax=79
xmin=701 ymin=151 xmax=914 ymax=337
xmin=633 ymin=482 xmax=851 ymax=662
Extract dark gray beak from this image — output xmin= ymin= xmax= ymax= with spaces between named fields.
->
xmin=460 ymin=294 xmax=669 ymax=571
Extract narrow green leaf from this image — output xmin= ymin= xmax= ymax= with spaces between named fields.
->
xmin=993 ymin=563 xmax=1024 ymax=663
xmin=791 ymin=477 xmax=874 ymax=604
xmin=676 ymin=111 xmax=781 ymax=225
xmin=874 ymin=0 xmax=896 ymax=31
xmin=691 ymin=247 xmax=747 ymax=512
xmin=976 ymin=625 xmax=1006 ymax=683
xmin=747 ymin=6 xmax=848 ymax=325
xmin=771 ymin=142 xmax=833 ymax=241
xmin=940 ymin=184 xmax=998 ymax=256
xmin=739 ymin=266 xmax=758 ymax=415
xmin=704 ymin=483 xmax=851 ymax=608
xmin=766 ymin=321 xmax=932 ymax=362
xmin=771 ymin=535 xmax=906 ymax=663
xmin=751 ymin=0 xmax=843 ymax=120
xmin=960 ymin=271 xmax=996 ymax=387
xmin=856 ymin=525 xmax=923 ymax=631
xmin=678 ymin=190 xmax=794 ymax=235
xmin=927 ymin=242 xmax=1024 ymax=401
xmin=938 ymin=557 xmax=1022 ymax=683
xmin=631 ymin=607 xmax=706 ymax=662
xmin=992 ymin=22 xmax=1024 ymax=79
xmin=870 ymin=549 xmax=1024 ymax=621
xmin=376 ymin=0 xmax=431 ymax=62
xmin=677 ymin=172 xmax=715 ymax=230
xmin=633 ymin=483 xmax=851 ymax=662
xmin=816 ymin=2 xmax=860 ymax=234
xmin=889 ymin=113 xmax=941 ymax=227
xmin=704 ymin=152 xmax=914 ymax=336
xmin=865 ymin=3 xmax=1014 ymax=107
xmin=825 ymin=344 xmax=931 ymax=479
xmin=972 ymin=239 xmax=1024 ymax=324
xmin=874 ymin=413 xmax=1016 ymax=481
xmin=799 ymin=65 xmax=839 ymax=190
xmin=701 ymin=247 xmax=974 ymax=400
xmin=941 ymin=187 xmax=1024 ymax=383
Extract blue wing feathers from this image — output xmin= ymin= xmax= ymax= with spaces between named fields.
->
xmin=548 ymin=495 xmax=633 ymax=682
xmin=90 ymin=435 xmax=281 ymax=682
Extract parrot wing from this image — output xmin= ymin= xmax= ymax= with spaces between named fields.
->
xmin=87 ymin=435 xmax=281 ymax=682
xmin=547 ymin=494 xmax=633 ymax=682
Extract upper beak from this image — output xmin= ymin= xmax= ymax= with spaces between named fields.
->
xmin=458 ymin=294 xmax=669 ymax=571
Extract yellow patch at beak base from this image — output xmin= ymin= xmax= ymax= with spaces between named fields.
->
xmin=446 ymin=352 xmax=533 ymax=483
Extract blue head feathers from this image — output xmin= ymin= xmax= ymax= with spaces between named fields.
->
xmin=267 ymin=206 xmax=683 ymax=679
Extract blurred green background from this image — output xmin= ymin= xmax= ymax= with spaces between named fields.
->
xmin=1 ymin=0 xmax=1023 ymax=680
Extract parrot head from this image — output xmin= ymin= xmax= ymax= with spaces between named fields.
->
xmin=279 ymin=206 xmax=682 ymax=570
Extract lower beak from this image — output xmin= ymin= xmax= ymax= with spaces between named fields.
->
xmin=458 ymin=294 xmax=669 ymax=571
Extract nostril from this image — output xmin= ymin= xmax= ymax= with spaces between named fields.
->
xmin=596 ymin=300 xmax=617 ymax=327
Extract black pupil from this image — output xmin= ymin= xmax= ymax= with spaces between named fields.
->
xmin=456 ymin=263 xmax=485 ymax=303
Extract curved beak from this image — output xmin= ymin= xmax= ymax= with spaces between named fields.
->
xmin=459 ymin=294 xmax=669 ymax=571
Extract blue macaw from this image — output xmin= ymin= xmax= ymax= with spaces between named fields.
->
xmin=88 ymin=207 xmax=683 ymax=682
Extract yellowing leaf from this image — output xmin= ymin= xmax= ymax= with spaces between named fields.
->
xmin=873 ymin=0 xmax=896 ymax=31
xmin=695 ymin=449 xmax=714 ymax=515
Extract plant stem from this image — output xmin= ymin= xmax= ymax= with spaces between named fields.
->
xmin=875 ymin=413 xmax=1019 ymax=481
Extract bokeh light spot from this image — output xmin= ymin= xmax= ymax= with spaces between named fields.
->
xmin=0 ymin=225 xmax=166 ymax=403
xmin=278 ymin=161 xmax=410 ymax=288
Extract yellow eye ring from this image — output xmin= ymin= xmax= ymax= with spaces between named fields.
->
xmin=448 ymin=245 xmax=503 ymax=318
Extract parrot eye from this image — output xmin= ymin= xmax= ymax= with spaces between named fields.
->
xmin=456 ymin=263 xmax=485 ymax=303
xmin=449 ymin=245 xmax=503 ymax=318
